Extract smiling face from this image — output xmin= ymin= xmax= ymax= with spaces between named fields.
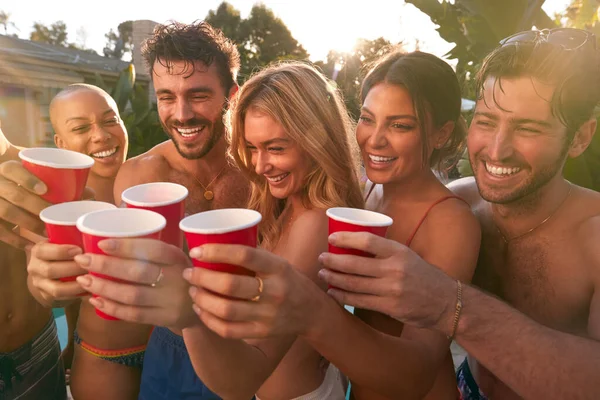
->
xmin=468 ymin=76 xmax=571 ymax=204
xmin=356 ymin=82 xmax=439 ymax=185
xmin=153 ymin=59 xmax=232 ymax=160
xmin=244 ymin=108 xmax=312 ymax=201
xmin=52 ymin=89 xmax=127 ymax=179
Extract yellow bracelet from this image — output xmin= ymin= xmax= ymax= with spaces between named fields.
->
xmin=447 ymin=280 xmax=463 ymax=341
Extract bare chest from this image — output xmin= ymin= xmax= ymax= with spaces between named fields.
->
xmin=168 ymin=170 xmax=249 ymax=216
xmin=474 ymin=224 xmax=592 ymax=334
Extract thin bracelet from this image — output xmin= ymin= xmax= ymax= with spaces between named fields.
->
xmin=447 ymin=280 xmax=463 ymax=341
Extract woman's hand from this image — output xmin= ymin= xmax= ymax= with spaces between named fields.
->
xmin=182 ymin=244 xmax=326 ymax=339
xmin=74 ymin=238 xmax=198 ymax=330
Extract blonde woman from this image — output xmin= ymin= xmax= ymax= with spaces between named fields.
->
xmin=181 ymin=62 xmax=364 ymax=399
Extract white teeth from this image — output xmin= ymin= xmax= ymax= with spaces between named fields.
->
xmin=177 ymin=126 xmax=204 ymax=137
xmin=92 ymin=147 xmax=117 ymax=158
xmin=485 ymin=163 xmax=521 ymax=176
xmin=266 ymin=173 xmax=289 ymax=182
xmin=369 ymin=154 xmax=397 ymax=163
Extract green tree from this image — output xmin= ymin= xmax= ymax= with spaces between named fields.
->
xmin=94 ymin=65 xmax=165 ymax=158
xmin=30 ymin=21 xmax=69 ymax=46
xmin=206 ymin=2 xmax=309 ymax=81
xmin=103 ymin=21 xmax=133 ymax=60
xmin=316 ymin=37 xmax=397 ymax=118
xmin=406 ymin=0 xmax=555 ymax=99
xmin=0 ymin=11 xmax=18 ymax=36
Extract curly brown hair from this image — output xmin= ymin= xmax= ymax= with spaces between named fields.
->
xmin=141 ymin=20 xmax=240 ymax=92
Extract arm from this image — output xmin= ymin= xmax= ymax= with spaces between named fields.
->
xmin=450 ymin=218 xmax=600 ymax=398
xmin=183 ymin=210 xmax=329 ymax=399
xmin=307 ymin=202 xmax=480 ymax=398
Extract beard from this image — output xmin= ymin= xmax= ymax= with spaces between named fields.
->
xmin=161 ymin=109 xmax=227 ymax=160
xmin=471 ymin=142 xmax=570 ymax=205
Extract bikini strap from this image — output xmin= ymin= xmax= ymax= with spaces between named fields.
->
xmin=364 ymin=181 xmax=377 ymax=202
xmin=405 ymin=195 xmax=469 ymax=247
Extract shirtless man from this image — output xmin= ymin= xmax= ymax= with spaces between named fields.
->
xmin=72 ymin=21 xmax=249 ymax=400
xmin=0 ymin=82 xmax=126 ymax=399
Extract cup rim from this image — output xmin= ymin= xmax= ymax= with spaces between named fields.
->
xmin=326 ymin=207 xmax=393 ymax=227
xmin=40 ymin=201 xmax=117 ymax=226
xmin=19 ymin=148 xmax=94 ymax=169
xmin=76 ymin=208 xmax=166 ymax=238
xmin=121 ymin=182 xmax=189 ymax=207
xmin=179 ymin=208 xmax=262 ymax=235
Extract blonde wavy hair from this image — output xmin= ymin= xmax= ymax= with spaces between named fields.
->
xmin=227 ymin=62 xmax=364 ymax=249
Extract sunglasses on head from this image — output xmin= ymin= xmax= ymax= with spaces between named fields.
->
xmin=499 ymin=28 xmax=596 ymax=51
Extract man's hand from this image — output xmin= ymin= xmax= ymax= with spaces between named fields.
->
xmin=0 ymin=160 xmax=49 ymax=249
xmin=318 ymin=231 xmax=458 ymax=334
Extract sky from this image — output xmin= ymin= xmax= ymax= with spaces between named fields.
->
xmin=1 ymin=0 xmax=572 ymax=63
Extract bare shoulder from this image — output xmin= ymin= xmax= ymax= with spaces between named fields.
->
xmin=285 ymin=209 xmax=328 ymax=281
xmin=573 ymin=187 xmax=600 ymax=267
xmin=447 ymin=177 xmax=482 ymax=208
xmin=412 ymin=196 xmax=481 ymax=281
xmin=113 ymin=142 xmax=172 ymax=202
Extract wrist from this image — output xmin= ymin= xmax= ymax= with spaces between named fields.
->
xmin=301 ymin=287 xmax=337 ymax=342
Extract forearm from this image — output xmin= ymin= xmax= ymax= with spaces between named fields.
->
xmin=182 ymin=323 xmax=292 ymax=399
xmin=455 ymin=285 xmax=600 ymax=398
xmin=303 ymin=294 xmax=439 ymax=399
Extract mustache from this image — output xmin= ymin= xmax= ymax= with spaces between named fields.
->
xmin=170 ymin=118 xmax=213 ymax=128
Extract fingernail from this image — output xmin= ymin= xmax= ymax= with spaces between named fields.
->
xmin=329 ymin=233 xmax=338 ymax=242
xmin=89 ymin=297 xmax=103 ymax=309
xmin=34 ymin=182 xmax=47 ymax=194
xmin=189 ymin=287 xmax=197 ymax=297
xmin=189 ymin=247 xmax=203 ymax=259
xmin=318 ymin=269 xmax=326 ymax=279
xmin=192 ymin=304 xmax=202 ymax=316
xmin=76 ymin=275 xmax=92 ymax=287
xmin=98 ymin=240 xmax=116 ymax=251
xmin=318 ymin=253 xmax=326 ymax=262
xmin=74 ymin=255 xmax=90 ymax=267
xmin=68 ymin=247 xmax=82 ymax=257
xmin=182 ymin=268 xmax=192 ymax=281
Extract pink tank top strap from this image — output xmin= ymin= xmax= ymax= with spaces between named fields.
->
xmin=405 ymin=195 xmax=469 ymax=247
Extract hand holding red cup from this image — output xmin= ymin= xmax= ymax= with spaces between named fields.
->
xmin=326 ymin=207 xmax=393 ymax=289
xmin=19 ymin=148 xmax=94 ymax=204
xmin=76 ymin=208 xmax=166 ymax=320
xmin=180 ymin=208 xmax=262 ymax=276
xmin=40 ymin=200 xmax=116 ymax=282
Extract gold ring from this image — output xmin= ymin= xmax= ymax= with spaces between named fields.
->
xmin=150 ymin=268 xmax=164 ymax=288
xmin=12 ymin=224 xmax=19 ymax=233
xmin=251 ymin=276 xmax=264 ymax=302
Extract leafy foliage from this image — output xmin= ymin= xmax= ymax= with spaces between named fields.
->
xmin=95 ymin=65 xmax=165 ymax=158
xmin=103 ymin=21 xmax=133 ymax=60
xmin=30 ymin=21 xmax=69 ymax=47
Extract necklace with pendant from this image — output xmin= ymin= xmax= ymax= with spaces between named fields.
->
xmin=194 ymin=166 xmax=226 ymax=201
xmin=497 ymin=182 xmax=573 ymax=243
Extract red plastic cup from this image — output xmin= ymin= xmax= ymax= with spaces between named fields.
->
xmin=76 ymin=208 xmax=166 ymax=320
xmin=179 ymin=209 xmax=262 ymax=276
xmin=121 ymin=182 xmax=188 ymax=248
xmin=19 ymin=148 xmax=94 ymax=204
xmin=326 ymin=207 xmax=393 ymax=288
xmin=40 ymin=201 xmax=117 ymax=282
